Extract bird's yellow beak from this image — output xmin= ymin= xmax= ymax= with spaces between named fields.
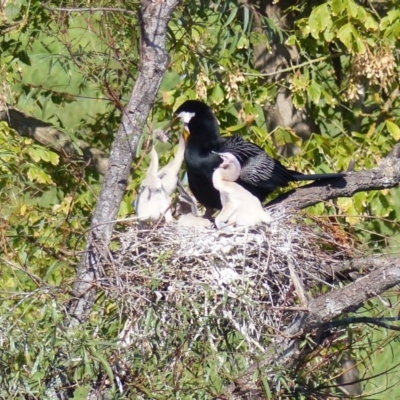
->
xmin=160 ymin=114 xmax=190 ymax=141
xmin=183 ymin=126 xmax=190 ymax=141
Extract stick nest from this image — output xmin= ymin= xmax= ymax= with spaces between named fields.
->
xmin=105 ymin=209 xmax=356 ymax=357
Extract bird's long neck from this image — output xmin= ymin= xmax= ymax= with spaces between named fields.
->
xmin=213 ymin=169 xmax=237 ymax=191
xmin=188 ymin=109 xmax=220 ymax=145
xmin=168 ymin=135 xmax=185 ymax=174
xmin=146 ymin=147 xmax=159 ymax=177
xmin=212 ymin=169 xmax=224 ymax=191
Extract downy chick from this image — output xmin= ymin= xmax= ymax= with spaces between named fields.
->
xmin=212 ymin=152 xmax=272 ymax=229
xmin=157 ymin=135 xmax=185 ymax=197
xmin=134 ymin=147 xmax=173 ymax=225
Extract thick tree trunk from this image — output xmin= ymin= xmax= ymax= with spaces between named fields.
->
xmin=68 ymin=0 xmax=179 ymax=324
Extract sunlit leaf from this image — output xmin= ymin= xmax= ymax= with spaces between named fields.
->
xmin=386 ymin=120 xmax=400 ymax=140
xmin=211 ymin=84 xmax=225 ymax=105
xmin=27 ymin=166 xmax=54 ymax=184
xmin=308 ymin=80 xmax=322 ymax=104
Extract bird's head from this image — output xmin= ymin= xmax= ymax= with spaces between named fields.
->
xmin=213 ymin=152 xmax=241 ymax=182
xmin=174 ymin=100 xmax=219 ymax=141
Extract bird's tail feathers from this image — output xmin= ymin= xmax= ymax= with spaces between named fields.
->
xmin=292 ymin=172 xmax=346 ymax=181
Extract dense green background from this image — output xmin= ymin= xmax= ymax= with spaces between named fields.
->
xmin=1 ymin=0 xmax=399 ymax=398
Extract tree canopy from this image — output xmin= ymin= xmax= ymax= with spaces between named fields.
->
xmin=1 ymin=0 xmax=400 ymax=398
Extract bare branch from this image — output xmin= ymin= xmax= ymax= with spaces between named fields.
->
xmin=68 ymin=0 xmax=179 ymax=324
xmin=328 ymin=315 xmax=400 ymax=331
xmin=42 ymin=3 xmax=135 ymax=15
xmin=241 ymin=55 xmax=332 ymax=77
xmin=229 ymin=257 xmax=400 ymax=396
xmin=0 ymin=107 xmax=109 ymax=175
xmin=305 ymin=260 xmax=400 ymax=331
xmin=268 ymin=142 xmax=400 ymax=210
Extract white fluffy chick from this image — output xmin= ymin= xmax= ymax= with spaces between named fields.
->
xmin=212 ymin=152 xmax=272 ymax=229
xmin=134 ymin=147 xmax=172 ymax=225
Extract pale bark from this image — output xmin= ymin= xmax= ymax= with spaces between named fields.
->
xmin=227 ymin=256 xmax=400 ymax=397
xmin=270 ymin=142 xmax=400 ymax=210
xmin=68 ymin=0 xmax=179 ymax=324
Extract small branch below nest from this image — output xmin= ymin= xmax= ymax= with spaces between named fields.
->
xmin=305 ymin=260 xmax=400 ymax=330
xmin=269 ymin=142 xmax=400 ymax=211
xmin=287 ymin=257 xmax=308 ymax=307
xmin=227 ymin=257 xmax=400 ymax=397
xmin=328 ymin=315 xmax=400 ymax=331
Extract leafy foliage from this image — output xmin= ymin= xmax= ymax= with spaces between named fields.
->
xmin=1 ymin=0 xmax=400 ymax=398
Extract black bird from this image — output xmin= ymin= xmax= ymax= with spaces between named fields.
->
xmin=175 ymin=100 xmax=345 ymax=211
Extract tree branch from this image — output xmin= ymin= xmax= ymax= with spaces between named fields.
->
xmin=305 ymin=260 xmax=400 ymax=331
xmin=269 ymin=142 xmax=400 ymax=210
xmin=67 ymin=0 xmax=179 ymax=324
xmin=328 ymin=315 xmax=400 ymax=331
xmin=42 ymin=4 xmax=135 ymax=14
xmin=0 ymin=107 xmax=109 ymax=175
xmin=228 ymin=257 xmax=400 ymax=396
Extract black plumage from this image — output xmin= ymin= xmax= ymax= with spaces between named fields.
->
xmin=175 ymin=100 xmax=345 ymax=210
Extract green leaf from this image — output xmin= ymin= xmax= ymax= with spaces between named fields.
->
xmin=72 ymin=386 xmax=90 ymax=400
xmin=27 ymin=166 xmax=53 ymax=184
xmin=331 ymin=0 xmax=343 ymax=15
xmin=370 ymin=192 xmax=391 ymax=217
xmin=364 ymin=15 xmax=379 ymax=31
xmin=337 ymin=197 xmax=359 ymax=225
xmin=228 ymin=30 xmax=240 ymax=53
xmin=337 ymin=23 xmax=354 ymax=49
xmin=274 ymin=127 xmax=302 ymax=147
xmin=242 ymin=5 xmax=250 ymax=32
xmin=90 ymin=350 xmax=114 ymax=384
xmin=292 ymin=91 xmax=306 ymax=109
xmin=160 ymin=71 xmax=181 ymax=92
xmin=249 ymin=31 xmax=266 ymax=46
xmin=236 ymin=35 xmax=248 ymax=49
xmin=357 ymin=6 xmax=367 ymax=23
xmin=346 ymin=0 xmax=359 ymax=18
xmin=309 ymin=4 xmax=331 ymax=38
xmin=224 ymin=123 xmax=246 ymax=132
xmin=37 ymin=187 xmax=59 ymax=208
xmin=251 ymin=126 xmax=269 ymax=141
xmin=386 ymin=120 xmax=400 ymax=140
xmin=323 ymin=26 xmax=335 ymax=42
xmin=296 ymin=18 xmax=311 ymax=38
xmin=261 ymin=373 xmax=272 ymax=399
xmin=285 ymin=35 xmax=297 ymax=46
xmin=322 ymin=88 xmax=338 ymax=107
xmin=37 ymin=147 xmax=50 ymax=162
xmin=27 ymin=147 xmax=41 ymax=162
xmin=223 ymin=6 xmax=238 ymax=28
xmin=48 ymin=151 xmax=59 ymax=166
xmin=211 ymin=84 xmax=224 ymax=105
xmin=28 ymin=146 xmax=57 ymax=164
xmin=308 ymin=80 xmax=322 ymax=104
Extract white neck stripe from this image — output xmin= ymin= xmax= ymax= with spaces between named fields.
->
xmin=177 ymin=111 xmax=195 ymax=124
